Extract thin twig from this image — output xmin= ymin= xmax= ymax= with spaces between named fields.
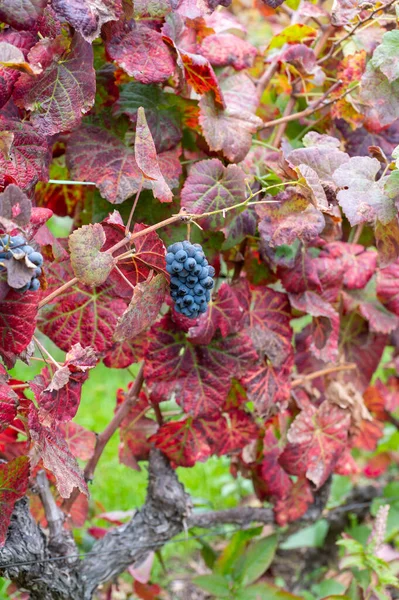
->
xmin=33 ymin=336 xmax=61 ymax=370
xmin=38 ymin=277 xmax=79 ymax=310
xmin=313 ymin=24 xmax=335 ymax=58
xmin=261 ymin=83 xmax=358 ymax=130
xmin=48 ymin=180 xmax=96 ymax=186
xmin=292 ymin=363 xmax=357 ymax=387
xmin=36 ymin=471 xmax=65 ymax=545
xmin=272 ymin=96 xmax=296 ymax=148
xmin=351 ymin=223 xmax=364 ymax=245
xmin=256 ymin=61 xmax=278 ymax=99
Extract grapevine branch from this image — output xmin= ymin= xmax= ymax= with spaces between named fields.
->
xmin=291 ymin=363 xmax=357 ymax=387
xmin=261 ymin=82 xmax=358 ymax=130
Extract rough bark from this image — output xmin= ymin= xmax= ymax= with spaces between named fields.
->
xmin=0 ymin=453 xmax=382 ymax=600
xmin=80 ymin=449 xmax=191 ymax=599
xmin=0 ymin=498 xmax=82 ymax=600
xmin=0 ymin=450 xmax=190 ymax=600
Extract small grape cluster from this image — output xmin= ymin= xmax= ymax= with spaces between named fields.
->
xmin=166 ymin=241 xmax=215 ymax=319
xmin=0 ymin=234 xmax=43 ymax=292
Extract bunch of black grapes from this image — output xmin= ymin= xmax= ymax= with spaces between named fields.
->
xmin=165 ymin=241 xmax=215 ymax=319
xmin=0 ymin=234 xmax=43 ymax=292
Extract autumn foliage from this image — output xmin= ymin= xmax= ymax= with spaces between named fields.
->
xmin=1 ymin=0 xmax=399 ymax=596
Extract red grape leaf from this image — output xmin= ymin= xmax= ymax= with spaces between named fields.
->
xmin=200 ymin=33 xmax=257 ymax=71
xmin=149 ymin=417 xmax=212 ymax=467
xmin=374 ymin=377 xmax=399 ymax=413
xmin=0 ymin=290 xmax=38 ymax=369
xmin=0 ymin=29 xmax=36 ymax=108
xmin=274 ymin=477 xmax=314 ymax=526
xmin=352 ymin=418 xmax=384 ymax=451
xmin=103 ymin=220 xmax=168 ymax=297
xmin=69 ymin=223 xmax=116 ymax=286
xmin=377 ymin=258 xmax=399 ymax=315
xmin=67 ymin=491 xmax=89 ymax=528
xmin=13 ymin=33 xmax=95 ymax=136
xmin=279 ymin=401 xmax=350 ymax=488
xmin=104 ymin=20 xmax=174 ymax=84
xmin=178 ymin=48 xmax=224 ymax=108
xmin=135 ymin=107 xmax=173 ymax=203
xmin=38 ymin=259 xmax=128 ymax=354
xmin=289 ymin=291 xmax=339 ymax=362
xmin=0 ymin=0 xmax=47 ymax=29
xmin=319 ymin=242 xmax=377 ymax=290
xmin=181 ymin=158 xmax=246 ymax=230
xmin=236 ymin=281 xmax=293 ymax=359
xmin=133 ymin=581 xmax=162 ymax=600
xmin=145 ymin=315 xmax=258 ymax=417
xmin=314 ymin=255 xmax=345 ymax=305
xmin=114 ymin=274 xmax=167 ymax=342
xmin=341 ymin=314 xmax=387 ymax=392
xmin=0 ymin=456 xmax=30 ymax=546
xmin=363 ymin=452 xmax=391 ymax=478
xmin=334 ymin=449 xmax=360 ymax=476
xmin=234 ymin=281 xmax=293 ymax=413
xmin=188 ymin=283 xmax=245 ymax=345
xmin=343 ymin=278 xmax=399 ymax=334
xmin=119 ymin=393 xmax=157 ymax=469
xmin=197 ymin=409 xmax=259 ymax=456
xmin=0 ymin=383 xmax=18 ymax=432
xmin=244 ymin=358 xmax=293 ymax=416
xmin=31 ymin=344 xmax=97 ymax=425
xmin=0 ymin=116 xmax=50 ymax=192
xmin=363 ymin=383 xmax=388 ymax=421
xmin=260 ymin=428 xmax=292 ymax=501
xmin=103 ymin=337 xmax=146 ymax=369
xmin=278 ymin=251 xmax=322 ymax=295
xmin=58 ymin=422 xmax=96 ymax=461
xmin=52 ymin=0 xmax=122 ymax=43
xmin=28 ymin=405 xmax=88 ymax=498
xmin=256 ymin=190 xmax=325 ymax=247
xmin=158 ymin=147 xmax=182 ymax=189
xmin=66 ymin=125 xmax=142 ymax=204
xmin=199 ymin=73 xmax=262 ymax=163
xmin=333 ymin=156 xmax=396 ymax=226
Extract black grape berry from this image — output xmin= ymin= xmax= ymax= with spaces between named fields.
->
xmin=0 ymin=234 xmax=43 ymax=293
xmin=166 ymin=241 xmax=215 ymax=319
